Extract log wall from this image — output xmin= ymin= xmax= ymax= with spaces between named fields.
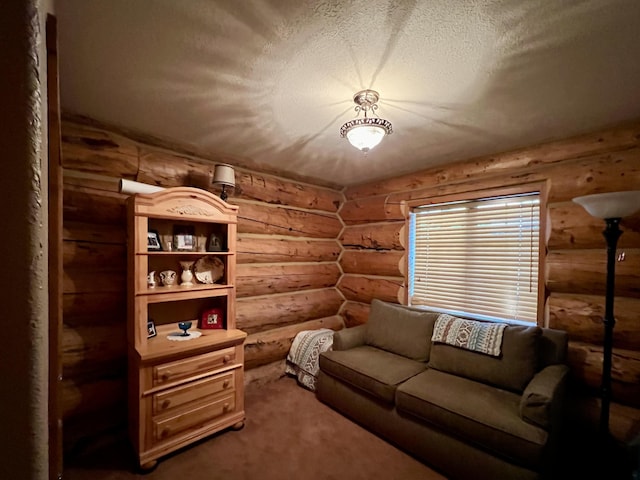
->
xmin=60 ymin=116 xmax=640 ymax=449
xmin=60 ymin=119 xmax=345 ymax=451
xmin=340 ymin=120 xmax=640 ymax=442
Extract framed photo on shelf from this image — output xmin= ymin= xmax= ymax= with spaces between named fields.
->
xmin=147 ymin=320 xmax=157 ymax=338
xmin=147 ymin=230 xmax=163 ymax=251
xmin=207 ymin=232 xmax=225 ymax=252
xmin=200 ymin=307 xmax=224 ymax=329
xmin=173 ymin=225 xmax=196 ymax=251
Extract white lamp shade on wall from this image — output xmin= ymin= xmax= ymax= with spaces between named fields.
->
xmin=213 ymin=164 xmax=236 ymax=188
xmin=573 ymin=190 xmax=640 ymax=219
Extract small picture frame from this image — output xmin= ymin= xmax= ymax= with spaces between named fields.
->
xmin=147 ymin=230 xmax=163 ymax=251
xmin=200 ymin=307 xmax=224 ymax=330
xmin=207 ymin=232 xmax=225 ymax=252
xmin=173 ymin=225 xmax=196 ymax=251
xmin=147 ymin=320 xmax=157 ymax=338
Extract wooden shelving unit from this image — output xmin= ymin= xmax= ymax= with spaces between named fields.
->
xmin=127 ymin=187 xmax=246 ymax=470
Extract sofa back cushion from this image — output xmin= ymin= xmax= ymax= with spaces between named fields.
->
xmin=429 ymin=323 xmax=542 ymax=393
xmin=364 ymin=300 xmax=439 ymax=362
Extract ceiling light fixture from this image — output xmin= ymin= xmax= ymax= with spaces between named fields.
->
xmin=340 ymin=89 xmax=393 ymax=152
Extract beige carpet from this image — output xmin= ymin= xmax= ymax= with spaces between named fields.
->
xmin=64 ymin=375 xmax=446 ymax=480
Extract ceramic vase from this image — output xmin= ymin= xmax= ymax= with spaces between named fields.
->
xmin=160 ymin=270 xmax=176 ymax=287
xmin=180 ymin=261 xmax=195 ymax=286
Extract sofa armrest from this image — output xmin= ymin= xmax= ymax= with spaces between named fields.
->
xmin=332 ymin=325 xmax=367 ymax=350
xmin=519 ymin=364 xmax=569 ymax=429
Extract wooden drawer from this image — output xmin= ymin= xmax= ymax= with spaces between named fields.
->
xmin=152 ymin=371 xmax=235 ymax=415
xmin=153 ymin=393 xmax=235 ymax=442
xmin=153 ymin=347 xmax=236 ymax=386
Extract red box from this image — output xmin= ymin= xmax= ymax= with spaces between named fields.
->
xmin=200 ymin=307 xmax=224 ymax=329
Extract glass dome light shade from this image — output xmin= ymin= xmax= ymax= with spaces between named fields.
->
xmin=346 ymin=124 xmax=387 ymax=152
xmin=573 ymin=190 xmax=640 ymax=219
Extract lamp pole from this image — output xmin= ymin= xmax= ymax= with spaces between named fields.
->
xmin=600 ymin=218 xmax=622 ymax=437
xmin=572 ymin=190 xmax=640 ymax=439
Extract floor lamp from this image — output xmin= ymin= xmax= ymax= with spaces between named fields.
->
xmin=573 ymin=190 xmax=640 ymax=437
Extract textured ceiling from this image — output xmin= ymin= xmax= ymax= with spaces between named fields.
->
xmin=57 ymin=0 xmax=640 ymax=187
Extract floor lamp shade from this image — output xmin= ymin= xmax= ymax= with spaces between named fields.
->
xmin=572 ymin=190 xmax=640 ymax=437
xmin=572 ymin=190 xmax=640 ymax=219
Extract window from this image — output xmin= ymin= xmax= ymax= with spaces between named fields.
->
xmin=408 ymin=191 xmax=541 ymax=324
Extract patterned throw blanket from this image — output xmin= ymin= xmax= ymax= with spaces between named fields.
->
xmin=431 ymin=314 xmax=507 ymax=357
xmin=285 ymin=328 xmax=334 ymax=391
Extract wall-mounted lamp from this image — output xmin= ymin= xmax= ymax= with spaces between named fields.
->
xmin=212 ymin=164 xmax=235 ymax=201
xmin=572 ymin=190 xmax=640 ymax=437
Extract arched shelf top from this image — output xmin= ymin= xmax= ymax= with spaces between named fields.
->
xmin=130 ymin=186 xmax=238 ymax=223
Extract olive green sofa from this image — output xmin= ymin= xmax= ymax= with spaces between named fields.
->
xmin=317 ymin=299 xmax=569 ymax=480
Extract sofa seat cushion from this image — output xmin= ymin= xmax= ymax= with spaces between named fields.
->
xmin=396 ymin=369 xmax=548 ymax=468
xmin=319 ymin=346 xmax=427 ymax=404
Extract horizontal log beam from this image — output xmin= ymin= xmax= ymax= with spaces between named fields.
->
xmin=63 ymin=184 xmax=127 ymax=225
xmin=341 ymin=301 xmax=371 ymax=327
xmin=63 ymin=240 xmax=126 ymax=270
xmin=340 ymin=250 xmax=404 ymax=277
xmin=340 ymin=196 xmax=404 ymax=225
xmin=62 ymin=378 xmax=125 ymax=419
xmin=342 ymin=152 xmax=639 ymax=229
xmin=244 ymin=316 xmax=343 ymax=369
xmin=567 ymin=341 xmax=640 ymax=408
xmin=63 ymin=220 xmax=125 ymax=244
xmin=63 ymin=169 xmax=121 ymax=193
xmin=236 ymin=288 xmax=343 ymax=334
xmin=61 ymin=121 xmax=139 ymax=177
xmin=237 ymin=263 xmax=341 ymax=298
xmin=136 ymin=148 xmax=211 ymax=189
xmin=547 ymin=293 xmax=640 ymax=349
xmin=62 ymin=323 xmax=126 ymax=377
xmin=236 ymin=201 xmax=342 ymax=239
xmin=546 ymin=151 xmax=640 ymax=204
xmin=237 ymin=236 xmax=340 ymax=264
xmin=548 ymin=203 xmax=640 ymax=250
xmin=63 ymin=292 xmax=125 ymax=319
xmin=63 ymin=270 xmax=125 ymax=295
xmin=63 ymin=405 xmax=126 ymax=455
xmin=568 ymin=394 xmax=640 ymax=444
xmin=63 ymin=113 xmax=340 ymax=189
xmin=244 ymin=359 xmax=287 ymax=385
xmin=342 ymin=175 xmax=552 ymax=226
xmin=546 ymin=249 xmax=640 ymax=297
xmin=337 ymin=274 xmax=404 ymax=304
xmin=234 ymin=171 xmax=342 ymax=213
xmin=340 ymin=222 xmax=405 ymax=250
xmin=345 ymin=121 xmax=640 ymax=200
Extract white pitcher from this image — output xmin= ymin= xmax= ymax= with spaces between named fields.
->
xmin=147 ymin=271 xmax=156 ymax=288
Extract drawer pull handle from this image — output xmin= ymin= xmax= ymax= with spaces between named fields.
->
xmin=223 ymin=355 xmax=231 ymax=363
xmin=160 ymin=428 xmax=170 ymax=439
xmin=161 ymin=372 xmax=171 ymax=382
xmin=223 ymin=379 xmax=230 ymax=388
xmin=161 ymin=400 xmax=171 ymax=410
xmin=223 ymin=403 xmax=230 ymax=412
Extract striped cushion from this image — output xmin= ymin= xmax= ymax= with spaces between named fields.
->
xmin=432 ymin=314 xmax=507 ymax=357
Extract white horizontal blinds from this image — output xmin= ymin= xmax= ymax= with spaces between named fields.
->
xmin=410 ymin=193 xmax=540 ymax=323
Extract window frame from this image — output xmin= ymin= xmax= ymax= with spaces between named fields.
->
xmin=404 ymin=182 xmax=548 ymax=326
